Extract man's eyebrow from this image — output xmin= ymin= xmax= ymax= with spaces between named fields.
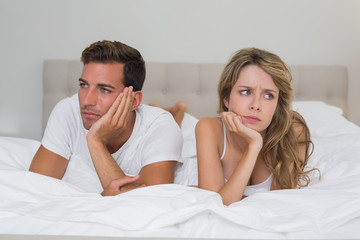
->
xmin=78 ymin=78 xmax=116 ymax=89
xmin=98 ymin=84 xmax=116 ymax=89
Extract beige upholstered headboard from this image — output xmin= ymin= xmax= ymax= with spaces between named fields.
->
xmin=42 ymin=60 xmax=348 ymax=132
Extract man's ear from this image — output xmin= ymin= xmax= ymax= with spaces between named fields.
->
xmin=132 ymin=91 xmax=143 ymax=111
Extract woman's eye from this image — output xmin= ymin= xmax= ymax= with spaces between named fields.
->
xmin=265 ymin=93 xmax=274 ymax=100
xmin=240 ymin=90 xmax=250 ymax=95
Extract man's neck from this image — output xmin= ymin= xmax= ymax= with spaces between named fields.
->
xmin=106 ymin=111 xmax=137 ymax=154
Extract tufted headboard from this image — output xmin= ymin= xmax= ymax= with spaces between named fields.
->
xmin=42 ymin=60 xmax=348 ymax=132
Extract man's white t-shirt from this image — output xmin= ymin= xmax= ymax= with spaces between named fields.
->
xmin=42 ymin=94 xmax=183 ymax=193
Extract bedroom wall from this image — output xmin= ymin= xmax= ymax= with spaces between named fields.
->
xmin=0 ymin=0 xmax=359 ymax=140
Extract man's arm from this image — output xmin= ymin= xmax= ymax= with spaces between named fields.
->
xmin=88 ymin=136 xmax=177 ymax=192
xmin=138 ymin=160 xmax=176 ymax=185
xmin=86 ymin=87 xmax=135 ymax=189
xmin=88 ymin=87 xmax=180 ymax=195
xmin=86 ymin=139 xmax=127 ymax=189
xmin=29 ymin=145 xmax=68 ymax=179
xmin=101 ymin=161 xmax=176 ymax=196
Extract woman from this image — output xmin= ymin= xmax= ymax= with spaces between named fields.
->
xmin=195 ymin=48 xmax=316 ymax=205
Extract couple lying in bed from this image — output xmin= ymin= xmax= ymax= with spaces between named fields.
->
xmin=29 ymin=40 xmax=317 ymax=205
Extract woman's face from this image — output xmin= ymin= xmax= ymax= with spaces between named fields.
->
xmin=224 ymin=65 xmax=279 ymax=133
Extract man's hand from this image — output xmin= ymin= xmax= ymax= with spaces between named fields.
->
xmin=101 ymin=175 xmax=145 ymax=196
xmin=87 ymin=86 xmax=135 ymax=144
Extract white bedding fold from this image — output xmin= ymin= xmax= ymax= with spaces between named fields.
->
xmin=1 ymin=112 xmax=360 ymax=238
xmin=1 ymin=169 xmax=360 ymax=236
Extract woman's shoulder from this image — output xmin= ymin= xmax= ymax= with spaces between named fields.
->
xmin=196 ymin=117 xmax=222 ymax=130
xmin=195 ymin=117 xmax=223 ymax=137
xmin=195 ymin=117 xmax=224 ymax=161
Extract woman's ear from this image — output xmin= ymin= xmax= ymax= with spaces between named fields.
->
xmin=223 ymin=98 xmax=229 ymax=109
xmin=132 ymin=91 xmax=143 ymax=111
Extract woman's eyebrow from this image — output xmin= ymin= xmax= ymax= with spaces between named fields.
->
xmin=235 ymin=85 xmax=278 ymax=93
xmin=264 ymin=88 xmax=278 ymax=93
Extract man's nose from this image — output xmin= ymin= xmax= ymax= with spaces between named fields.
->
xmin=84 ymin=88 xmax=97 ymax=106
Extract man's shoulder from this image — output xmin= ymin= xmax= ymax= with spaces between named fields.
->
xmin=135 ymin=104 xmax=180 ymax=136
xmin=46 ymin=94 xmax=81 ymax=128
xmin=56 ymin=94 xmax=78 ymax=106
xmin=137 ymin=104 xmax=174 ymax=123
xmin=42 ymin=93 xmax=83 ymax=161
xmin=52 ymin=94 xmax=79 ymax=114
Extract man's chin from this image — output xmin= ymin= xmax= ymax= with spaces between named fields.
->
xmin=82 ymin=120 xmax=94 ymax=130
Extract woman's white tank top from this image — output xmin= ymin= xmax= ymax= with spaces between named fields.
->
xmin=220 ymin=121 xmax=272 ymax=196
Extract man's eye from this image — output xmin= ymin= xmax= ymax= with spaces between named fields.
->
xmin=101 ymin=88 xmax=111 ymax=93
xmin=79 ymin=83 xmax=88 ymax=88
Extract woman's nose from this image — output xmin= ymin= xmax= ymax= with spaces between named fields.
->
xmin=250 ymin=97 xmax=261 ymax=111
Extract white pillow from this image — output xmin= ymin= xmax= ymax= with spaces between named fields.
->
xmin=292 ymin=101 xmax=343 ymax=117
xmin=0 ymin=136 xmax=40 ymax=170
xmin=175 ymin=113 xmax=199 ymax=185
xmin=292 ymin=101 xmax=360 ymax=137
xmin=180 ymin=113 xmax=198 ymax=158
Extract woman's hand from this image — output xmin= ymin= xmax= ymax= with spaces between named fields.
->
xmin=220 ymin=111 xmax=263 ymax=149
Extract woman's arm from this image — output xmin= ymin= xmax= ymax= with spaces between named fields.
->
xmin=196 ymin=114 xmax=263 ymax=205
xmin=218 ymin=144 xmax=261 ymax=205
xmin=196 ymin=118 xmax=226 ymax=192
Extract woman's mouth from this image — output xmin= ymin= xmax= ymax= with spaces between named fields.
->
xmin=244 ymin=116 xmax=260 ymax=123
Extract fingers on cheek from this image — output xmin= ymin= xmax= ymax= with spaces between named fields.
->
xmin=116 ymin=93 xmax=124 ymax=104
xmin=226 ymin=118 xmax=235 ymax=131
xmin=110 ymin=93 xmax=124 ymax=116
xmin=234 ymin=116 xmax=242 ymax=125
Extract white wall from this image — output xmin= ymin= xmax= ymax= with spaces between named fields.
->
xmin=1 ymin=0 xmax=359 ymax=140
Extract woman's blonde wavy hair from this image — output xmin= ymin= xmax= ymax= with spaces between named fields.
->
xmin=218 ymin=48 xmax=317 ymax=189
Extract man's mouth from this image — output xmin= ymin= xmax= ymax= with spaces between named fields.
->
xmin=82 ymin=111 xmax=101 ymax=119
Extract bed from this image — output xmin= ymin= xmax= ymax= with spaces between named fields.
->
xmin=1 ymin=60 xmax=360 ymax=239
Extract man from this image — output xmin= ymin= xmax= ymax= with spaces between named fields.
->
xmin=29 ymin=40 xmax=183 ymax=196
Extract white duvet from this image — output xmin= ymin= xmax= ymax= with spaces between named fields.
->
xmin=1 ymin=101 xmax=360 ymax=239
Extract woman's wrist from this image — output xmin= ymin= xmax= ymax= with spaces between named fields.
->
xmin=248 ymin=138 xmax=263 ymax=152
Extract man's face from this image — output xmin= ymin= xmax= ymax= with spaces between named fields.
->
xmin=78 ymin=62 xmax=125 ymax=130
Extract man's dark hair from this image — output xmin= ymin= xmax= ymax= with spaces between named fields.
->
xmin=81 ymin=40 xmax=146 ymax=91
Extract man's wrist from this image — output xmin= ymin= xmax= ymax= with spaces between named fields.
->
xmin=86 ymin=133 xmax=106 ymax=148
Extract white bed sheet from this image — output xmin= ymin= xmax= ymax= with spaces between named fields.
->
xmin=1 ymin=102 xmax=360 ymax=239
